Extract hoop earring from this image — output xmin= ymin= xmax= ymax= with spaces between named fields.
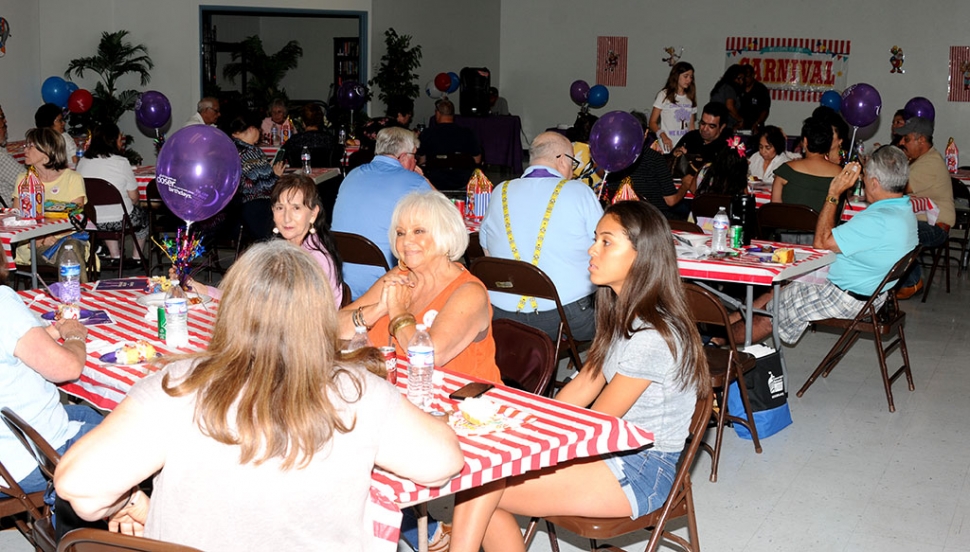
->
xmin=398 ymin=259 xmax=409 ymax=271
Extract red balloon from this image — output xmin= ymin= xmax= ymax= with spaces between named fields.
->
xmin=67 ymin=89 xmax=93 ymax=114
xmin=434 ymin=72 xmax=451 ymax=92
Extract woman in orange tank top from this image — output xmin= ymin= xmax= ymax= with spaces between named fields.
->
xmin=339 ymin=191 xmax=500 ymax=384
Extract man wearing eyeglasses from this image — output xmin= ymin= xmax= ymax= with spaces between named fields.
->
xmin=0 ymin=104 xmax=21 ymax=202
xmin=181 ymin=97 xmax=221 ymax=129
xmin=480 ymin=131 xmax=603 ymax=342
xmin=671 ymin=102 xmax=733 ymax=192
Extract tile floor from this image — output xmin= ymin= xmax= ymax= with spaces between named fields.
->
xmin=3 ymin=266 xmax=969 ymax=552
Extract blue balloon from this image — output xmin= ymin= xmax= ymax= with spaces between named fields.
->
xmin=65 ymin=82 xmax=79 ymax=96
xmin=42 ymin=76 xmax=70 ymax=108
xmin=820 ymin=90 xmax=842 ymax=112
xmin=587 ymin=84 xmax=609 ymax=109
xmin=447 ymin=71 xmax=460 ymax=94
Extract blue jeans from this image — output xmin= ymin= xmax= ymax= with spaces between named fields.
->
xmin=492 ymin=294 xmax=597 ymax=342
xmin=9 ymin=404 xmax=104 ymax=496
xmin=603 ymin=448 xmax=681 ymax=519
xmin=901 ymin=221 xmax=948 ymax=287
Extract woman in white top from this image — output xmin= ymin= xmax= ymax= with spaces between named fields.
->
xmin=649 ymin=62 xmax=697 ymax=154
xmin=76 ymin=123 xmax=148 ymax=263
xmin=747 ymin=125 xmax=797 ymax=183
xmin=55 ymin=241 xmax=463 ymax=550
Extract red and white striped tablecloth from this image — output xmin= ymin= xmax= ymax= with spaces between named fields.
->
xmin=841 ymin=196 xmax=938 ymax=225
xmin=373 ymin=367 xmax=655 ymax=507
xmin=1 ymin=212 xmax=73 ymax=271
xmin=21 ymin=285 xmax=217 ymax=409
xmin=7 ymin=140 xmax=26 ymax=164
xmin=676 ymin=236 xmax=836 ymax=286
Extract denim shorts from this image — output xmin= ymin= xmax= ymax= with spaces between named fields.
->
xmin=603 ymin=448 xmax=681 ymax=519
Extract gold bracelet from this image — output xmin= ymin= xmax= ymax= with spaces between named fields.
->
xmin=355 ymin=306 xmax=369 ymax=329
xmin=388 ymin=313 xmax=416 ymax=337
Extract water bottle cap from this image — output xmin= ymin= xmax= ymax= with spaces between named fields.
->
xmin=64 ymin=244 xmax=73 ymax=250
xmin=416 ymin=324 xmax=427 ymax=331
xmin=355 ymin=325 xmax=367 ymax=332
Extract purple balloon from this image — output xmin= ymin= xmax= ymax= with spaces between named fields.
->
xmin=904 ymin=96 xmax=935 ymax=121
xmin=569 ymin=80 xmax=590 ymax=106
xmin=337 ymin=81 xmax=367 ymax=110
xmin=841 ymin=83 xmax=882 ymax=128
xmin=155 ymin=126 xmax=241 ymax=223
xmin=589 ymin=111 xmax=644 ymax=173
xmin=134 ymin=91 xmax=172 ymax=129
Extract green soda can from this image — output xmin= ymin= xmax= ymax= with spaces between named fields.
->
xmin=157 ymin=307 xmax=167 ymax=340
xmin=729 ymin=225 xmax=743 ymax=249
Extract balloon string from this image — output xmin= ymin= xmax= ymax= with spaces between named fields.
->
xmin=598 ymin=170 xmax=609 ymax=200
xmin=847 ymin=126 xmax=859 ymax=164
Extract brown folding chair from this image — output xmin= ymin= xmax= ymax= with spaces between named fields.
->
xmin=340 ymin=282 xmax=352 ymax=308
xmin=332 ymin=231 xmax=391 ymax=271
xmin=667 ymin=220 xmax=704 ymax=234
xmin=756 ymin=202 xmax=819 ymax=241
xmin=684 ymin=283 xmax=762 ymax=482
xmin=536 ymin=392 xmax=714 ymax=552
xmin=0 ymin=457 xmax=54 ymax=552
xmin=465 ymin=232 xmax=485 ymax=266
xmin=949 ymin=177 xmax=970 ymax=276
xmin=493 ymin=319 xmax=557 ymax=397
xmin=690 ymin=193 xmax=732 ymax=220
xmin=80 ymin=178 xmax=149 ymax=278
xmin=2 ymin=408 xmax=61 ymax=552
xmin=58 ymin=528 xmax=204 ymax=552
xmin=797 ymin=247 xmax=920 ymax=412
xmin=470 ymin=257 xmax=586 ymax=371
xmin=921 ymin=178 xmax=968 ymax=301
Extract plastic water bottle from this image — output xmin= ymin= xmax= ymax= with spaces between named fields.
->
xmin=407 ymin=324 xmax=435 ymax=410
xmin=271 ymin=126 xmax=280 ymax=146
xmin=712 ymin=207 xmax=730 ymax=252
xmin=338 ymin=127 xmax=347 ymax=145
xmin=164 ymin=281 xmax=189 ymax=348
xmin=301 ymin=146 xmax=312 ymax=175
xmin=58 ymin=245 xmax=82 ymax=305
xmin=344 ymin=325 xmax=372 ymax=352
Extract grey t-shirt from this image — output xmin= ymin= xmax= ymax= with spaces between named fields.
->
xmin=601 ymin=321 xmax=696 ymax=453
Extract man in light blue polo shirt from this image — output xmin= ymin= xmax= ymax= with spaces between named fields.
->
xmin=480 ymin=132 xmax=604 ymax=341
xmin=742 ymin=145 xmax=917 ymax=344
xmin=331 ymin=127 xmax=432 ymax=299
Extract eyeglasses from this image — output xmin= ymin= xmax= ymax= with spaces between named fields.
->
xmin=23 ymin=142 xmax=36 ymax=150
xmin=557 ymin=153 xmax=581 ymax=171
xmin=207 ymin=107 xmax=220 ymax=113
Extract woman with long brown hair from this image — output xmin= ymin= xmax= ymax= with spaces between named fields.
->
xmin=55 ymin=241 xmax=463 ymax=550
xmin=450 ymin=201 xmax=710 ymax=552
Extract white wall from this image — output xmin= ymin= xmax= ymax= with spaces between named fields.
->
xmin=259 ymin=16 xmax=360 ymax=101
xmin=0 ymin=0 xmax=41 ymax=138
xmin=371 ymin=0 xmax=500 ymax=125
xmin=499 ymin=0 xmax=970 ymax=152
xmin=23 ymin=0 xmax=370 ymax=162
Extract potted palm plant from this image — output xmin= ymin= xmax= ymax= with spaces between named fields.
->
xmin=222 ymin=35 xmax=303 ymax=112
xmin=65 ymin=30 xmax=154 ymax=163
xmin=369 ymin=28 xmax=422 ymax=108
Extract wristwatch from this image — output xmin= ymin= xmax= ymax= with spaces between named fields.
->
xmin=825 ymin=195 xmax=839 ymax=205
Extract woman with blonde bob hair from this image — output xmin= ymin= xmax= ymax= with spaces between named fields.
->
xmin=340 ymin=190 xmax=500 ymax=383
xmin=55 ymin=241 xmax=463 ymax=551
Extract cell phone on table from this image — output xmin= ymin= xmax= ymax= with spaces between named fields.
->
xmin=272 ymin=147 xmax=287 ymax=166
xmin=448 ymin=382 xmax=494 ymax=400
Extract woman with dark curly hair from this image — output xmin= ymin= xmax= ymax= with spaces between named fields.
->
xmin=229 ymin=112 xmax=286 ymax=241
xmin=748 ymin=125 xmax=796 ymax=183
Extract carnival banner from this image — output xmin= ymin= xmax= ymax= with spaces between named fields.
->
xmin=948 ymin=46 xmax=970 ymax=102
xmin=725 ymin=37 xmax=850 ymax=102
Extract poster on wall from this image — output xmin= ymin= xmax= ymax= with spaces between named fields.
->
xmin=725 ymin=37 xmax=850 ymax=102
xmin=597 ymin=36 xmax=627 ymax=87
xmin=948 ymin=46 xmax=970 ymax=101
